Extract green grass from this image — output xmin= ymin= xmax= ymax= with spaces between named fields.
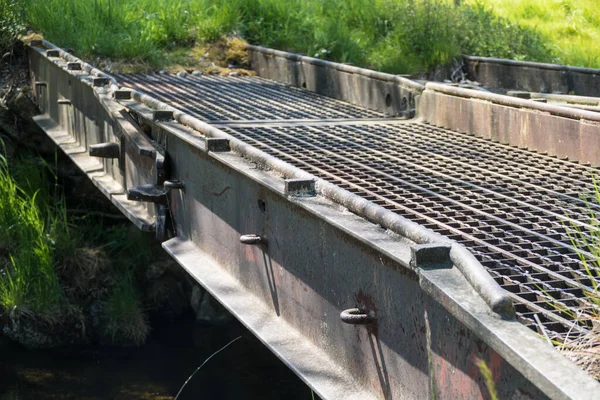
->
xmin=0 ymin=147 xmax=63 ymax=318
xmin=22 ymin=0 xmax=560 ymax=74
xmin=464 ymin=0 xmax=600 ymax=68
xmin=19 ymin=0 xmax=600 ymax=71
xmin=0 ymin=142 xmax=153 ymax=343
xmin=0 ymin=0 xmax=25 ymax=51
xmin=105 ymin=270 xmax=150 ymax=345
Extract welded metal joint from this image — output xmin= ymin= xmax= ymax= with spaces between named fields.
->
xmin=285 ymin=179 xmax=316 ymax=197
xmin=114 ymin=90 xmax=132 ymax=100
xmin=206 ymin=138 xmax=231 ymax=152
xmin=89 ymin=142 xmax=120 ymax=159
xmin=152 ymin=110 xmax=174 ymax=122
xmin=340 ymin=308 xmax=376 ymax=325
xmin=67 ymin=62 xmax=82 ymax=71
xmin=410 ymin=243 xmax=452 ymax=270
xmin=46 ymin=49 xmax=60 ymax=58
xmin=239 ymin=234 xmax=265 ymax=246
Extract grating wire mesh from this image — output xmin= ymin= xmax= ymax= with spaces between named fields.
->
xmin=115 ymin=73 xmax=386 ymax=121
xmin=118 ymin=73 xmax=600 ymax=341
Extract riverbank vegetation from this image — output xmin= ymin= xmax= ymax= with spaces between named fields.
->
xmin=1 ymin=1 xmax=156 ymax=347
xmin=0 ymin=141 xmax=155 ymax=346
xmin=20 ymin=0 xmax=598 ymax=74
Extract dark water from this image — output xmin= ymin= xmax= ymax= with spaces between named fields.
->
xmin=0 ymin=318 xmax=317 ymax=400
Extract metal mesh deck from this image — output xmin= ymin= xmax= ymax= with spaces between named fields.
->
xmin=115 ymin=73 xmax=386 ymax=121
xmin=119 ymin=73 xmax=600 ymax=341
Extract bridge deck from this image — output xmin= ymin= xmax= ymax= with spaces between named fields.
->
xmin=116 ymin=73 xmax=600 ymax=343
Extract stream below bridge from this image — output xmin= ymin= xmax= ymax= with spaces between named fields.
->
xmin=0 ymin=316 xmax=317 ymax=400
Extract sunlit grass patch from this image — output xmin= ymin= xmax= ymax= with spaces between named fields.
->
xmin=463 ymin=0 xmax=600 ymax=68
xmin=0 ymin=147 xmax=62 ymax=318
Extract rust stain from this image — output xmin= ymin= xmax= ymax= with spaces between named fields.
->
xmin=475 ymin=338 xmax=484 ymax=354
xmin=355 ymin=289 xmax=379 ymax=335
xmin=355 ymin=289 xmax=378 ymax=314
xmin=244 ymin=245 xmax=259 ymax=264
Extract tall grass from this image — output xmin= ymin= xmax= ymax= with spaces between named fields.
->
xmin=23 ymin=0 xmax=558 ymax=73
xmin=0 ymin=148 xmax=62 ymax=317
xmin=23 ymin=0 xmax=196 ymax=61
xmin=0 ymin=144 xmax=153 ymax=343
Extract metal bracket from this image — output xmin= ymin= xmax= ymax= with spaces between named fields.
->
xmin=93 ymin=77 xmax=110 ymax=87
xmin=114 ymin=90 xmax=132 ymax=100
xmin=285 ymin=178 xmax=316 ymax=197
xmin=410 ymin=243 xmax=452 ymax=270
xmin=89 ymin=142 xmax=120 ymax=159
xmin=67 ymin=62 xmax=82 ymax=71
xmin=206 ymin=138 xmax=231 ymax=152
xmin=127 ymin=180 xmax=184 ymax=204
xmin=164 ymin=180 xmax=185 ymax=190
xmin=153 ymin=110 xmax=174 ymax=121
xmin=46 ymin=49 xmax=60 ymax=58
xmin=127 ymin=184 xmax=169 ymax=204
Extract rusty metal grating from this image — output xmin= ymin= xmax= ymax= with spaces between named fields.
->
xmin=119 ymin=72 xmax=600 ymax=342
xmin=218 ymin=122 xmax=600 ymax=341
xmin=114 ymin=73 xmax=386 ymax=121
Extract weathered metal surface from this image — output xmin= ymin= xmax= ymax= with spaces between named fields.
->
xmin=27 ymin=41 xmax=600 ymax=399
xmin=245 ymin=45 xmax=423 ymax=118
xmin=463 ymin=55 xmax=600 ymax=97
xmin=506 ymin=91 xmax=600 ymax=113
xmin=420 ymin=82 xmax=600 ymax=167
xmin=121 ymin=71 xmax=598 ymax=339
xmin=214 ymin=120 xmax=600 ymax=339
xmin=160 ymin=129 xmax=569 ymax=399
xmin=123 ymin=83 xmax=513 ymax=318
xmin=27 ymin=42 xmax=162 ymax=231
